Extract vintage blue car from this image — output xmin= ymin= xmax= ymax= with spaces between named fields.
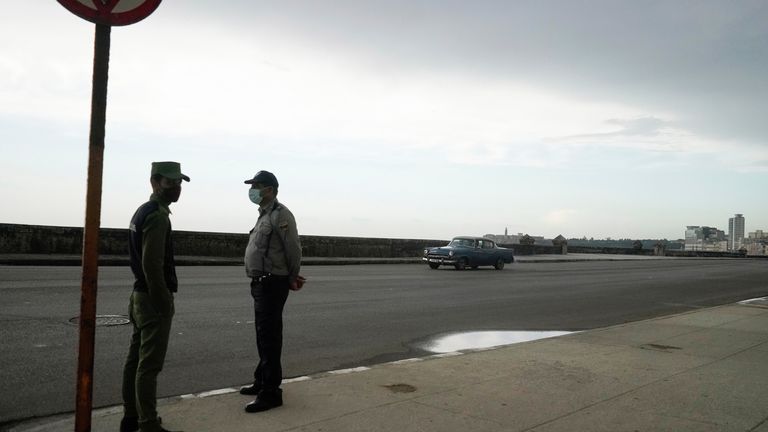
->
xmin=423 ymin=236 xmax=514 ymax=270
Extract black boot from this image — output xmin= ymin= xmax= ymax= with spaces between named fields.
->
xmin=244 ymin=389 xmax=283 ymax=413
xmin=119 ymin=416 xmax=138 ymax=432
xmin=239 ymin=383 xmax=262 ymax=396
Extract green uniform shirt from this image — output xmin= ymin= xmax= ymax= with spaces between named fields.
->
xmin=142 ymin=193 xmax=174 ymax=315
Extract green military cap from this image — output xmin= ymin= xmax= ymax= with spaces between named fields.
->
xmin=151 ymin=161 xmax=190 ymax=182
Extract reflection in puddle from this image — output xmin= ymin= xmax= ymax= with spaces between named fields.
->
xmin=420 ymin=331 xmax=574 ymax=353
xmin=739 ymin=297 xmax=768 ymax=307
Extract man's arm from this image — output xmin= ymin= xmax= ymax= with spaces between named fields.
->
xmin=142 ymin=211 xmax=173 ymax=315
xmin=277 ymin=210 xmax=302 ymax=282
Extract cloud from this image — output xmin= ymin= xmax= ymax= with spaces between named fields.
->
xmin=603 ymin=117 xmax=669 ymax=137
xmin=7 ymin=3 xmax=768 ymax=171
xmin=541 ymin=114 xmax=768 ymax=173
xmin=3 ymin=11 xmax=656 ymax=170
xmin=170 ymin=1 xmax=768 ymax=146
xmin=555 ymin=117 xmax=672 ymax=141
xmin=545 ymin=209 xmax=577 ymax=225
xmin=736 ymin=158 xmax=768 ymax=174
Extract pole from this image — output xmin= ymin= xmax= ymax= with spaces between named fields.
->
xmin=75 ymin=23 xmax=111 ymax=432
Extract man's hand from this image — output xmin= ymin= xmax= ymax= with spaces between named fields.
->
xmin=290 ymin=275 xmax=307 ymax=291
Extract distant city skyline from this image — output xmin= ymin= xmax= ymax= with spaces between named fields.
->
xmin=495 ymin=211 xmax=765 ymax=243
xmin=2 ymin=2 xmax=767 ymax=240
xmin=682 ymin=213 xmax=768 ymax=254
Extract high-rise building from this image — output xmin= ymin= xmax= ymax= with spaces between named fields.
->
xmin=728 ymin=214 xmax=745 ymax=250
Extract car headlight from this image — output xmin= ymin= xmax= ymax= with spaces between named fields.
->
xmin=449 ymin=250 xmax=454 ymax=257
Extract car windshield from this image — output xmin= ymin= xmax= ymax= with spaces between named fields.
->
xmin=449 ymin=238 xmax=475 ymax=247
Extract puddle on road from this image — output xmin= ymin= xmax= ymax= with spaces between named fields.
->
xmin=739 ymin=297 xmax=768 ymax=308
xmin=418 ymin=330 xmax=575 ymax=353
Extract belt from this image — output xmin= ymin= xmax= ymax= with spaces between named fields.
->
xmin=252 ymin=273 xmax=289 ymax=283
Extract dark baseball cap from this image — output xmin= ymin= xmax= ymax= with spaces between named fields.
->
xmin=244 ymin=170 xmax=278 ymax=187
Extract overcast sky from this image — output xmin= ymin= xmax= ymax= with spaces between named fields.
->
xmin=1 ymin=1 xmax=766 ymax=241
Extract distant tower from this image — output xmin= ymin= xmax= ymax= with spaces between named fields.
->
xmin=728 ymin=214 xmax=745 ymax=250
xmin=505 ymin=227 xmax=508 ymax=236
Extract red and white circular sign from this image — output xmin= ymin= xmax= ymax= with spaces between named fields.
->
xmin=57 ymin=0 xmax=162 ymax=26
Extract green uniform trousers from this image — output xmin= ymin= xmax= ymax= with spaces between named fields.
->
xmin=122 ymin=291 xmax=174 ymax=432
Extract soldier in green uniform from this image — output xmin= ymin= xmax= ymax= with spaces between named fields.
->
xmin=240 ymin=170 xmax=305 ymax=412
xmin=120 ymin=161 xmax=189 ymax=432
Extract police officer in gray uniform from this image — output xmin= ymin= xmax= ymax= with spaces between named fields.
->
xmin=240 ymin=170 xmax=305 ymax=412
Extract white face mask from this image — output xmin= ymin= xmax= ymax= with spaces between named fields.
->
xmin=248 ymin=188 xmax=262 ymax=205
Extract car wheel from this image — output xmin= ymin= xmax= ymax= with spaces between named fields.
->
xmin=428 ymin=263 xmax=440 ymax=269
xmin=454 ymin=257 xmax=468 ymax=270
xmin=494 ymin=258 xmax=505 ymax=270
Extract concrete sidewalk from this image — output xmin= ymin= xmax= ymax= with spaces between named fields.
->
xmin=10 ymin=298 xmax=768 ymax=432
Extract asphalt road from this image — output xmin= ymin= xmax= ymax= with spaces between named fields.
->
xmin=1 ymin=259 xmax=767 ymax=424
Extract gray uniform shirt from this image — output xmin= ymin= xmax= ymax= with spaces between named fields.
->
xmin=244 ymin=200 xmax=302 ymax=280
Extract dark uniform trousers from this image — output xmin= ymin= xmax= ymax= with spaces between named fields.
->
xmin=122 ymin=292 xmax=174 ymax=432
xmin=250 ymin=275 xmax=290 ymax=391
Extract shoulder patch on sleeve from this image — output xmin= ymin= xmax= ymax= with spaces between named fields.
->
xmin=279 ymin=221 xmax=289 ymax=231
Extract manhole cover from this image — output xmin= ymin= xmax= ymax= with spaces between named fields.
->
xmin=69 ymin=315 xmax=131 ymax=326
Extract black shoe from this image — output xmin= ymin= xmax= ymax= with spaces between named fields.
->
xmin=131 ymin=417 xmax=168 ymax=432
xmin=244 ymin=390 xmax=283 ymax=413
xmin=119 ymin=416 xmax=138 ymax=432
xmin=239 ymin=384 xmax=262 ymax=395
